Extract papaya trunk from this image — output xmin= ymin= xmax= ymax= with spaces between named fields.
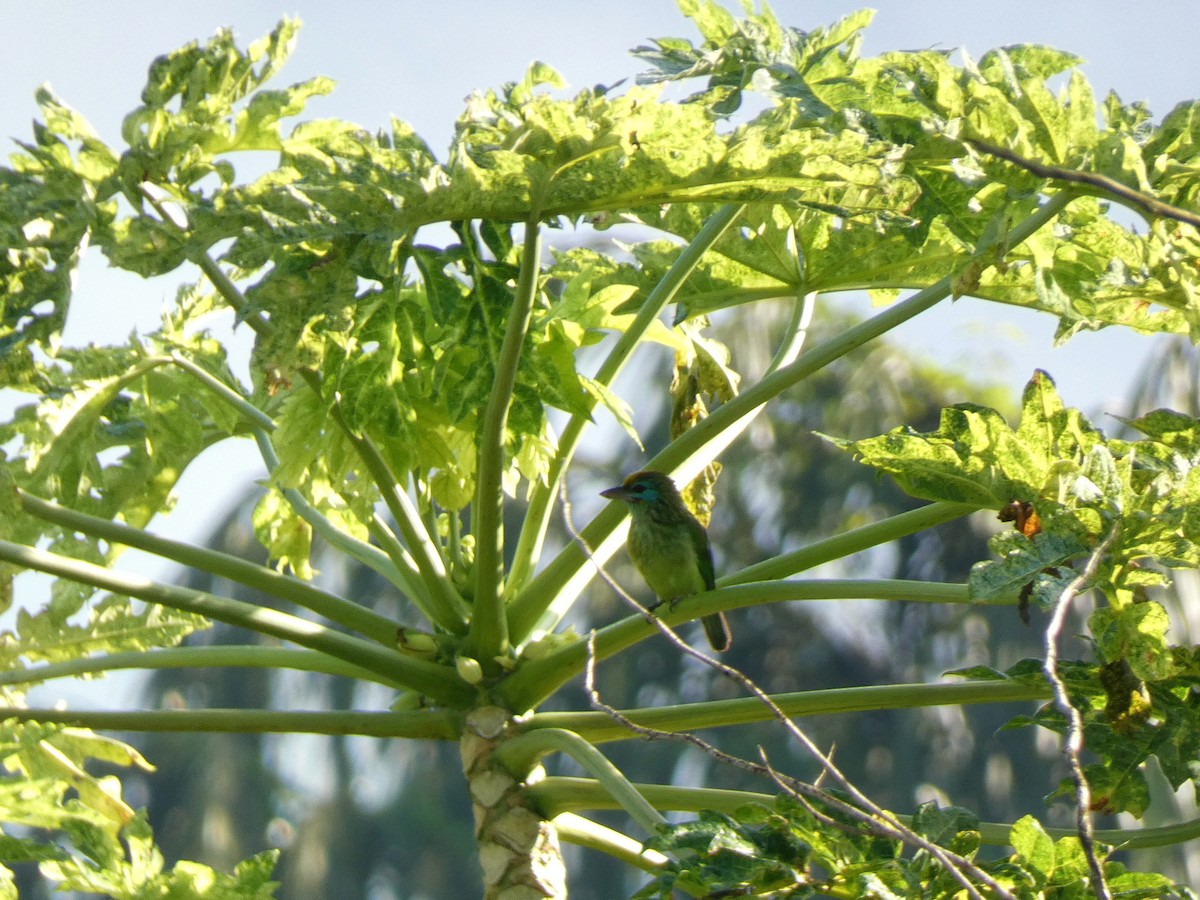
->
xmin=462 ymin=705 xmax=567 ymax=899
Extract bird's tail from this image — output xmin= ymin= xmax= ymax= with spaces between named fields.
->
xmin=702 ymin=611 xmax=732 ymax=652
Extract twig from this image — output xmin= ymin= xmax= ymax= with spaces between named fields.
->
xmin=1042 ymin=524 xmax=1122 ymax=900
xmin=756 ymin=746 xmax=1012 ymax=900
xmin=562 ymin=481 xmax=1012 ymax=899
xmin=579 ymin=627 xmax=1004 ymax=898
xmin=582 ymin=632 xmax=755 ymax=773
xmin=965 ymin=137 xmax=1200 ymax=230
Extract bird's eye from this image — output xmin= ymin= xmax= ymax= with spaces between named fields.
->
xmin=629 ymin=483 xmax=646 ymax=493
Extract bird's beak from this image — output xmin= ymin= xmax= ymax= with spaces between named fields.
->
xmin=600 ymin=485 xmax=629 ymax=501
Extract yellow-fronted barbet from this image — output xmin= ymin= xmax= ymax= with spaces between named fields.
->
xmin=600 ymin=470 xmax=732 ymax=651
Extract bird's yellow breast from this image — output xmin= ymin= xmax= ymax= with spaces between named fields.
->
xmin=626 ymin=515 xmax=707 ymax=601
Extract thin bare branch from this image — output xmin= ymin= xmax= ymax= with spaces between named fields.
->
xmin=1042 ymin=523 xmax=1122 ymax=900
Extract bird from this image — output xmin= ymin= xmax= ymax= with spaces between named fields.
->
xmin=600 ymin=470 xmax=732 ymax=652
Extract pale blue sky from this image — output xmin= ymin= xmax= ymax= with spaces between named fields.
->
xmin=2 ymin=1 xmax=1198 ymax=559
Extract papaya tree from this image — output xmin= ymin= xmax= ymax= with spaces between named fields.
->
xmin=3 ymin=4 xmax=1200 ymax=897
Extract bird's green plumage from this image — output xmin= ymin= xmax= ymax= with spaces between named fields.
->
xmin=600 ymin=470 xmax=732 ymax=651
